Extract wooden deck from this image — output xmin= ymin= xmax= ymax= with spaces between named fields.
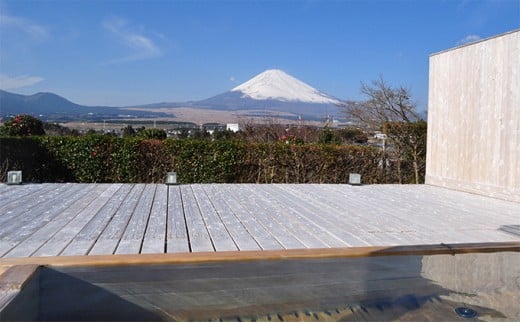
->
xmin=0 ymin=183 xmax=518 ymax=259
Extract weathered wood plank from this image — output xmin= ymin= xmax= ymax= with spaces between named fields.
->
xmin=166 ymin=186 xmax=190 ymax=253
xmin=1 ymin=184 xmax=95 ymax=258
xmin=0 ymin=184 xmax=71 ymax=230
xmin=279 ymin=184 xmax=387 ymax=245
xmin=238 ymin=185 xmax=329 ymax=249
xmin=89 ymin=184 xmax=146 ymax=255
xmin=180 ymin=186 xmax=214 ymax=252
xmin=273 ymin=185 xmax=376 ymax=246
xmin=115 ymin=184 xmax=156 ymax=255
xmin=0 ymin=185 xmax=99 ymax=258
xmin=2 ymin=242 xmax=519 ymax=268
xmin=141 ymin=185 xmax=168 ymax=254
xmin=31 ymin=184 xmax=122 ymax=257
xmin=0 ymin=184 xmax=80 ymax=240
xmin=224 ymin=184 xmax=304 ymax=250
xmin=190 ymin=185 xmax=238 ymax=252
xmin=60 ymin=185 xmax=133 ymax=256
xmin=1 ymin=183 xmax=519 ymax=259
xmin=0 ymin=184 xmax=53 ymax=209
xmin=200 ymin=185 xmax=261 ymax=251
xmin=323 ymin=185 xmax=441 ymax=245
xmin=253 ymin=185 xmax=346 ymax=248
xmin=209 ymin=184 xmax=285 ymax=250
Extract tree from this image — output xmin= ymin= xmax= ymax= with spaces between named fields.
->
xmin=318 ymin=127 xmax=340 ymax=145
xmin=335 ymin=128 xmax=368 ymax=145
xmin=383 ymin=121 xmax=427 ymax=184
xmin=340 ymin=76 xmax=419 ymax=130
xmin=2 ymin=114 xmax=45 ymax=136
xmin=136 ymin=128 xmax=167 ymax=140
xmin=121 ymin=125 xmax=136 ymax=137
xmin=340 ymin=77 xmax=426 ymax=183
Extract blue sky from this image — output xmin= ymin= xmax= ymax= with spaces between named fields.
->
xmin=0 ymin=0 xmax=518 ymax=111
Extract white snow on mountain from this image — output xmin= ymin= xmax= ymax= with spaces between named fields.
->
xmin=231 ymin=69 xmax=340 ymax=104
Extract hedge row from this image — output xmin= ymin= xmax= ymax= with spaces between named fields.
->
xmin=0 ymin=136 xmax=409 ymax=184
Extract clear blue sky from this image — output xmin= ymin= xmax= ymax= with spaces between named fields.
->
xmin=1 ymin=0 xmax=518 ymax=111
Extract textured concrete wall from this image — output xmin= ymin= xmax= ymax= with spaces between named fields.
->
xmin=426 ymin=30 xmax=519 ymax=202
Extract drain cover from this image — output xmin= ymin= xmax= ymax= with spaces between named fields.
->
xmin=455 ymin=307 xmax=477 ymax=318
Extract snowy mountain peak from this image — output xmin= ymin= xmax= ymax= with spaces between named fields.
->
xmin=231 ymin=69 xmax=340 ymax=104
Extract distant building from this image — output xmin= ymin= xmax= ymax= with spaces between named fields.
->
xmin=374 ymin=133 xmax=387 ymax=140
xmin=226 ymin=123 xmax=240 ymax=132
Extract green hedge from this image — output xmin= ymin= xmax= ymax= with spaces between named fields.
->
xmin=1 ymin=136 xmax=401 ymax=184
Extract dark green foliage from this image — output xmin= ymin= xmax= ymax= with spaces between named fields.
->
xmin=335 ymin=128 xmax=368 ymax=144
xmin=383 ymin=120 xmax=428 ymax=184
xmin=318 ymin=127 xmax=341 ymax=145
xmin=121 ymin=125 xmax=136 ymax=137
xmin=1 ymin=114 xmax=45 ymax=136
xmin=136 ymin=128 xmax=167 ymax=140
xmin=212 ymin=129 xmax=236 ymax=141
xmin=0 ymin=137 xmax=401 ymax=184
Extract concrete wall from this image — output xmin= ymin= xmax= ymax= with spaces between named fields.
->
xmin=426 ymin=30 xmax=519 ymax=202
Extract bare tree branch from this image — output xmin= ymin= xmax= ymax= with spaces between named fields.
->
xmin=340 ymin=76 xmax=419 ymax=130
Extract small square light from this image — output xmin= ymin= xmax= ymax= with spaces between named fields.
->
xmin=165 ymin=172 xmax=177 ymax=185
xmin=348 ymin=173 xmax=361 ymax=186
xmin=7 ymin=171 xmax=22 ymax=185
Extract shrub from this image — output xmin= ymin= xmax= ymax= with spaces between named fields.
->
xmin=136 ymin=128 xmax=167 ymax=140
xmin=1 ymin=115 xmax=45 ymax=136
xmin=1 ymin=137 xmax=400 ymax=184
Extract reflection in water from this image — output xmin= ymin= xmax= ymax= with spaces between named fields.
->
xmin=421 ymin=252 xmax=520 ymax=321
xmin=34 ymin=251 xmax=519 ymax=321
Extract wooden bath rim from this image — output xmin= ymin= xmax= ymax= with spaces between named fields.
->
xmin=1 ymin=241 xmax=519 ymax=269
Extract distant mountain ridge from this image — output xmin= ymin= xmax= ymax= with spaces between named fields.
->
xmin=0 ymin=90 xmax=87 ymax=115
xmin=1 ymin=69 xmax=344 ymax=121
xmin=0 ymin=90 xmax=167 ymax=120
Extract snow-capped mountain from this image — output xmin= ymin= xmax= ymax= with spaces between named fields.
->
xmin=194 ymin=69 xmax=343 ymax=120
xmin=231 ymin=69 xmax=340 ymax=104
xmin=1 ymin=69 xmax=344 ymax=122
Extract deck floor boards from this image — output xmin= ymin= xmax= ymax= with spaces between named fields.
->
xmin=0 ymin=183 xmax=518 ymax=258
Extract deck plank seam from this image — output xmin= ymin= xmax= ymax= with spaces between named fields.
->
xmin=113 ymin=184 xmax=153 ymax=255
xmin=0 ymin=184 xmax=93 ymax=257
xmin=84 ymin=184 xmax=134 ymax=256
xmin=198 ymin=185 xmax=240 ymax=251
xmin=90 ymin=184 xmax=145 ymax=255
xmin=255 ymin=185 xmax=338 ymax=248
xmin=57 ymin=184 xmax=122 ymax=256
xmin=28 ymin=184 xmax=102 ymax=257
xmin=138 ymin=184 xmax=158 ymax=254
xmin=241 ymin=185 xmax=320 ymax=249
xmin=224 ymin=185 xmax=286 ymax=250
xmin=204 ymin=184 xmax=261 ymax=251
xmin=178 ymin=186 xmax=192 ymax=253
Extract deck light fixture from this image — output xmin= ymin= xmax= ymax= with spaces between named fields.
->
xmin=166 ymin=172 xmax=177 ymax=185
xmin=7 ymin=171 xmax=22 ymax=185
xmin=348 ymin=173 xmax=361 ymax=186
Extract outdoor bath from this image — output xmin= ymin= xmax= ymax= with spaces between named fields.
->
xmin=1 ymin=245 xmax=519 ymax=321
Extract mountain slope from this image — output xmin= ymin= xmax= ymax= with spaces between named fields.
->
xmin=0 ymin=90 xmax=168 ymax=120
xmin=193 ymin=69 xmax=343 ymax=119
xmin=0 ymin=90 xmax=86 ymax=115
xmin=231 ymin=69 xmax=340 ymax=104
